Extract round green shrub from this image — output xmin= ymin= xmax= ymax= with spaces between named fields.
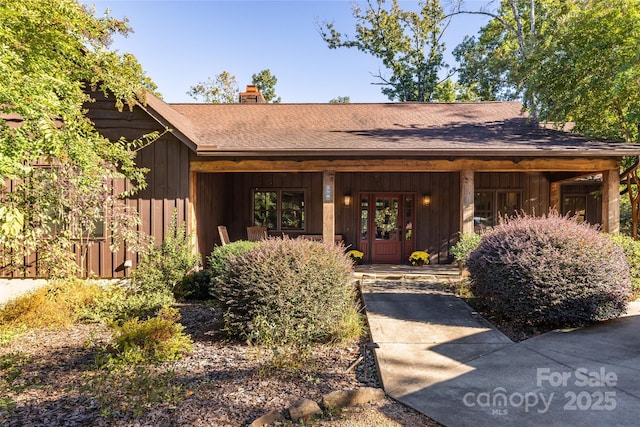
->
xmin=102 ymin=306 xmax=192 ymax=366
xmin=207 ymin=240 xmax=258 ymax=279
xmin=174 ymin=269 xmax=213 ymax=301
xmin=213 ymin=237 xmax=359 ymax=345
xmin=466 ymin=213 xmax=632 ymax=328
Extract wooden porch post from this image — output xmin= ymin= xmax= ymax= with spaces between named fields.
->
xmin=602 ymin=168 xmax=620 ymax=233
xmin=189 ymin=170 xmax=199 ymax=253
xmin=460 ymin=170 xmax=475 ymax=235
xmin=322 ymin=171 xmax=336 ymax=244
xmin=550 ymin=182 xmax=561 ymax=212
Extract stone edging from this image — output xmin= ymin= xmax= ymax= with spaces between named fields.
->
xmin=249 ymin=386 xmax=385 ymax=426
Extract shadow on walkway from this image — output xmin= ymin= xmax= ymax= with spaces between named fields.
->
xmin=361 ymin=278 xmax=640 ymax=427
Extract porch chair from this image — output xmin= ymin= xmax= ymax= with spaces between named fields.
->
xmin=246 ymin=226 xmax=268 ymax=241
xmin=218 ymin=225 xmax=231 ymax=246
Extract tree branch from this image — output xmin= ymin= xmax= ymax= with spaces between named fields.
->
xmin=443 ymin=10 xmax=518 ymax=37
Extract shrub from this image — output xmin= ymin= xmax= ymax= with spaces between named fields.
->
xmin=620 ymin=195 xmax=633 ymax=236
xmin=207 ymin=240 xmax=258 ymax=279
xmin=103 ymin=212 xmax=201 ymax=320
xmin=609 ymin=233 xmax=640 ymax=298
xmin=99 ymin=306 xmax=192 ymax=366
xmin=213 ymin=237 xmax=360 ymax=346
xmin=131 ymin=212 xmax=201 ymax=297
xmin=466 ymin=212 xmax=632 ymax=328
xmin=81 ymin=281 xmax=175 ymax=324
xmin=0 ymin=279 xmax=101 ymax=329
xmin=173 ymin=269 xmax=212 ymax=301
xmin=450 ymin=232 xmax=482 ymax=266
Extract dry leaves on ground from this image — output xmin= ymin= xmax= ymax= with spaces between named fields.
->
xmin=0 ymin=302 xmax=441 ymax=426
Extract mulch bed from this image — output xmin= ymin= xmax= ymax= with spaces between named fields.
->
xmin=0 ymin=302 xmax=439 ymax=426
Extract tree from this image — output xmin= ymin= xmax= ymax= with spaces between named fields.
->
xmin=452 ymin=32 xmax=519 ymax=102
xmin=0 ymin=0 xmax=155 ymax=276
xmin=329 ymin=96 xmax=351 ymax=104
xmin=449 ymin=0 xmax=570 ymax=117
xmin=187 ymin=71 xmax=239 ymax=103
xmin=319 ymin=0 xmax=450 ymax=101
xmin=251 ymin=69 xmax=281 ymax=103
xmin=432 ymin=79 xmax=480 ymax=102
xmin=528 ymin=1 xmax=640 ymax=143
xmin=453 ymin=0 xmax=640 ymax=140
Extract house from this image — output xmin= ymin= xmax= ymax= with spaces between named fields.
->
xmin=3 ymin=86 xmax=639 ymax=277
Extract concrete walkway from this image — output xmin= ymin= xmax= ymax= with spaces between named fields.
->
xmin=361 ymin=278 xmax=640 ymax=427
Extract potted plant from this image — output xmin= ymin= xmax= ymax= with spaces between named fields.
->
xmin=408 ymin=250 xmax=430 ymax=266
xmin=450 ymin=232 xmax=482 ymax=274
xmin=347 ymin=249 xmax=364 ymax=265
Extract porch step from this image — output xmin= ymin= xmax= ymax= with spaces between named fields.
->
xmin=353 ymin=264 xmax=461 ymax=282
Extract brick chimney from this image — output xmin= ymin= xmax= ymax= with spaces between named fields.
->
xmin=239 ymin=85 xmax=266 ymax=103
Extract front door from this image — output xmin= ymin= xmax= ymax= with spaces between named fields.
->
xmin=360 ymin=193 xmax=415 ymax=264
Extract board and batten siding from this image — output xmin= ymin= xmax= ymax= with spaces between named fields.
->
xmin=0 ymin=93 xmax=192 ymax=278
xmin=87 ymin=92 xmax=192 ymax=277
xmin=337 ymin=171 xmax=461 ymax=264
xmin=475 ymin=171 xmax=551 ymax=215
xmin=194 ymin=170 xmax=555 ymax=265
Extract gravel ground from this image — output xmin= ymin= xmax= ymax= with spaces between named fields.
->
xmin=0 ymin=302 xmax=442 ymax=426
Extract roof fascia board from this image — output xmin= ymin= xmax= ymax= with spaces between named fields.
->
xmin=137 ymin=102 xmax=198 ymax=152
xmin=195 ymin=149 xmax=639 ymax=158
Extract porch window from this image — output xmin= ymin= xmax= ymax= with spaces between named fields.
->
xmin=253 ymin=189 xmax=305 ymax=231
xmin=474 ymin=190 xmax=522 ymax=229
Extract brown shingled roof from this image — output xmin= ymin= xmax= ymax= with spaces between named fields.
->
xmin=138 ymin=92 xmax=201 ymax=151
xmin=168 ymin=102 xmax=640 ymax=157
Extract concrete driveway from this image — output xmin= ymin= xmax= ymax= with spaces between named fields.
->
xmin=361 ymin=279 xmax=640 ymax=427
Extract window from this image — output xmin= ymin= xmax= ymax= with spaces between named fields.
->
xmin=360 ymin=196 xmax=369 ymax=240
xmin=253 ymin=189 xmax=305 ymax=231
xmin=474 ymin=190 xmax=522 ymax=229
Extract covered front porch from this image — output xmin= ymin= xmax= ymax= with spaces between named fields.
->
xmin=191 ymin=162 xmax=621 ymax=266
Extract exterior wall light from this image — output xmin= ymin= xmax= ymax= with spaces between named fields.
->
xmin=344 ymin=194 xmax=352 ymax=206
xmin=422 ymin=194 xmax=432 ymax=206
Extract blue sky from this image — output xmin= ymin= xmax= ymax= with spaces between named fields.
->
xmin=86 ymin=1 xmax=494 ymax=103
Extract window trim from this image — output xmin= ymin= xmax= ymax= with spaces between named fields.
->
xmin=252 ymin=188 xmax=307 ymax=232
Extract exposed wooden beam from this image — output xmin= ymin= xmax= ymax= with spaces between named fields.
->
xmin=602 ymin=168 xmax=620 ymax=233
xmin=548 ymin=171 xmax=601 ymax=183
xmin=550 ymin=182 xmax=561 ymax=212
xmin=191 ymin=158 xmax=619 ymax=173
xmin=322 ymin=171 xmax=336 ymax=244
xmin=189 ymin=171 xmax=199 ymax=253
xmin=460 ymin=170 xmax=475 ymax=235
